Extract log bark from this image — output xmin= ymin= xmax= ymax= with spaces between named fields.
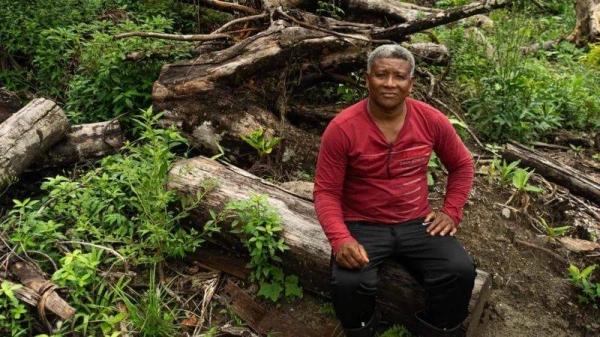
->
xmin=503 ymin=141 xmax=600 ymax=202
xmin=168 ymin=156 xmax=492 ymax=335
xmin=568 ymin=0 xmax=600 ymax=46
xmin=0 ymin=98 xmax=70 ymax=189
xmin=10 ymin=261 xmax=76 ymax=321
xmin=33 ymin=121 xmax=125 ymax=169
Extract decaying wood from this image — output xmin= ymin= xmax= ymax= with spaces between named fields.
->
xmin=34 ymin=121 xmax=125 ymax=168
xmin=0 ymin=87 xmax=21 ymax=123
xmin=114 ymin=31 xmax=230 ymax=41
xmin=11 ymin=261 xmax=76 ymax=321
xmin=223 ymin=280 xmax=323 ymax=337
xmin=168 ymin=156 xmax=492 ymax=335
xmin=567 ymin=0 xmax=600 ymax=46
xmin=0 ymin=98 xmax=70 ymax=189
xmin=188 ymin=243 xmax=250 ymax=280
xmin=373 ymin=0 xmax=512 ymax=40
xmin=342 ymin=0 xmax=439 ymax=23
xmin=503 ymin=141 xmax=600 ymax=202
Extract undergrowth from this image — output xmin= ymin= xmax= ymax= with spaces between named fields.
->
xmin=0 ymin=107 xmax=217 ymax=335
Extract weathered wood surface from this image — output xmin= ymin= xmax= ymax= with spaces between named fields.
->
xmin=223 ymin=280 xmax=323 ymax=337
xmin=0 ymin=98 xmax=70 ymax=189
xmin=168 ymin=156 xmax=492 ymax=335
xmin=568 ymin=0 xmax=600 ymax=46
xmin=34 ymin=121 xmax=125 ymax=168
xmin=503 ymin=141 xmax=600 ymax=202
xmin=11 ymin=261 xmax=76 ymax=321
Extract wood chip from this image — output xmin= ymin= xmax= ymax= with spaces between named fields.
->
xmin=558 ymin=237 xmax=600 ymax=252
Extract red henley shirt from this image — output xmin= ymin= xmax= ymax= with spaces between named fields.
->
xmin=313 ymin=98 xmax=474 ymax=254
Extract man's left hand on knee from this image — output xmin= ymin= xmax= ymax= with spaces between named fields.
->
xmin=424 ymin=211 xmax=457 ymax=237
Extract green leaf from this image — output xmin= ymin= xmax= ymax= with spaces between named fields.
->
xmin=257 ymin=282 xmax=283 ymax=302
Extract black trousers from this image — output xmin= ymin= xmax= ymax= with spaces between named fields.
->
xmin=331 ymin=218 xmax=476 ymax=330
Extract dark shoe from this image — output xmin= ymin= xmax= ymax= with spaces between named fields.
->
xmin=343 ymin=311 xmax=381 ymax=337
xmin=414 ymin=311 xmax=460 ymax=337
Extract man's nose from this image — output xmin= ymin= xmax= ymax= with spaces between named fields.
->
xmin=383 ymin=75 xmax=396 ymax=86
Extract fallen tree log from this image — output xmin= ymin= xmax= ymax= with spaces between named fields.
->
xmin=11 ymin=261 xmax=76 ymax=322
xmin=503 ymin=141 xmax=600 ymax=202
xmin=168 ymin=156 xmax=492 ymax=336
xmin=0 ymin=98 xmax=70 ymax=189
xmin=567 ymin=0 xmax=600 ymax=46
xmin=33 ymin=121 xmax=126 ymax=169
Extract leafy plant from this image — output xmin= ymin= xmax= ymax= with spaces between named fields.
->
xmin=512 ymin=168 xmax=544 ymax=193
xmin=427 ymin=153 xmax=441 ymax=186
xmin=225 ymin=194 xmax=302 ymax=302
xmin=241 ymin=127 xmax=281 ymax=158
xmin=379 ymin=325 xmax=413 ymax=337
xmin=568 ymin=264 xmax=600 ymax=307
xmin=316 ymin=0 xmax=345 ymax=20
xmin=0 ymin=281 xmax=30 ymax=336
xmin=0 ymin=107 xmax=217 ymax=335
xmin=540 ymin=218 xmax=570 ymax=243
xmin=489 ymin=159 xmax=520 ymax=186
xmin=593 ymin=153 xmax=600 ymax=163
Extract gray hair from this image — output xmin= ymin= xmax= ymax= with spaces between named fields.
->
xmin=367 ymin=44 xmax=415 ymax=77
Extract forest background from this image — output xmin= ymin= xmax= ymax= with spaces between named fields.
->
xmin=1 ymin=0 xmax=600 ymax=336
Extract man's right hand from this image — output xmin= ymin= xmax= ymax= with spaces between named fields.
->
xmin=335 ymin=241 xmax=369 ymax=269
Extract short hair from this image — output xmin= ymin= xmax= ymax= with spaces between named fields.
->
xmin=367 ymin=44 xmax=415 ymax=77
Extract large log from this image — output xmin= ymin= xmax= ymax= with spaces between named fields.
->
xmin=33 ymin=121 xmax=125 ymax=169
xmin=0 ymin=98 xmax=70 ymax=189
xmin=168 ymin=156 xmax=492 ymax=336
xmin=503 ymin=141 xmax=600 ymax=202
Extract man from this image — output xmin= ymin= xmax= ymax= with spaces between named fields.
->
xmin=313 ymin=44 xmax=476 ymax=337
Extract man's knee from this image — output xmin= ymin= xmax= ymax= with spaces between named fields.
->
xmin=331 ymin=269 xmax=378 ymax=296
xmin=447 ymin=255 xmax=476 ymax=287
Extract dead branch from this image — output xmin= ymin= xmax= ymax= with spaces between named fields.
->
xmin=429 ymin=97 xmax=485 ymax=148
xmin=212 ymin=13 xmax=269 ymax=34
xmin=114 ymin=31 xmax=230 ymax=41
xmin=197 ymin=0 xmax=257 ymax=14
xmin=373 ymin=0 xmax=512 ymax=41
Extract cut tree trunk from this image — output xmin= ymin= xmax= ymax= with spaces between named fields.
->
xmin=568 ymin=0 xmax=600 ymax=46
xmin=33 ymin=121 xmax=126 ymax=169
xmin=503 ymin=141 xmax=600 ymax=202
xmin=9 ymin=260 xmax=76 ymax=321
xmin=0 ymin=98 xmax=70 ymax=189
xmin=167 ymin=156 xmax=492 ymax=336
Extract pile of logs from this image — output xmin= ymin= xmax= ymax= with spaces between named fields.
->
xmin=0 ymin=96 xmax=125 ymax=190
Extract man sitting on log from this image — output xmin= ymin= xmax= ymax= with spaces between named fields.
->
xmin=313 ymin=45 xmax=476 ymax=337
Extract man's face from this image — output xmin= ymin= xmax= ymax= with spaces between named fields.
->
xmin=365 ymin=58 xmax=414 ymax=113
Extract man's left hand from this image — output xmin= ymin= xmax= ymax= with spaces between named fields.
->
xmin=424 ymin=211 xmax=457 ymax=237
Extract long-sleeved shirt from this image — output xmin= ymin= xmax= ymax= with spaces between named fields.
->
xmin=313 ymin=98 xmax=474 ymax=254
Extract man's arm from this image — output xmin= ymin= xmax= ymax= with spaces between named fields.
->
xmin=313 ymin=122 xmax=357 ymax=255
xmin=426 ymin=113 xmax=475 ymax=236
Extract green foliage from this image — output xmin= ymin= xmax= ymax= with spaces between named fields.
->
xmin=114 ymin=266 xmax=181 ymax=336
xmin=225 ymin=194 xmax=302 ymax=302
xmin=593 ymin=153 xmax=600 ymax=163
xmin=379 ymin=325 xmax=413 ymax=337
xmin=583 ymin=44 xmax=600 ymax=69
xmin=0 ymin=107 xmax=217 ymax=335
xmin=0 ymin=281 xmax=30 ymax=336
xmin=568 ymin=264 xmax=600 ymax=307
xmin=489 ymin=159 xmax=520 ymax=186
xmin=540 ymin=218 xmax=570 ymax=243
xmin=0 ymin=0 xmax=192 ymax=124
xmin=440 ymin=10 xmax=600 ymax=142
xmin=427 ymin=153 xmax=441 ymax=186
xmin=241 ymin=127 xmax=281 ymax=158
xmin=317 ymin=302 xmax=336 ymax=317
xmin=512 ymin=168 xmax=544 ymax=193
xmin=435 ymin=0 xmax=472 ymax=9
xmin=316 ymin=0 xmax=345 ymax=20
